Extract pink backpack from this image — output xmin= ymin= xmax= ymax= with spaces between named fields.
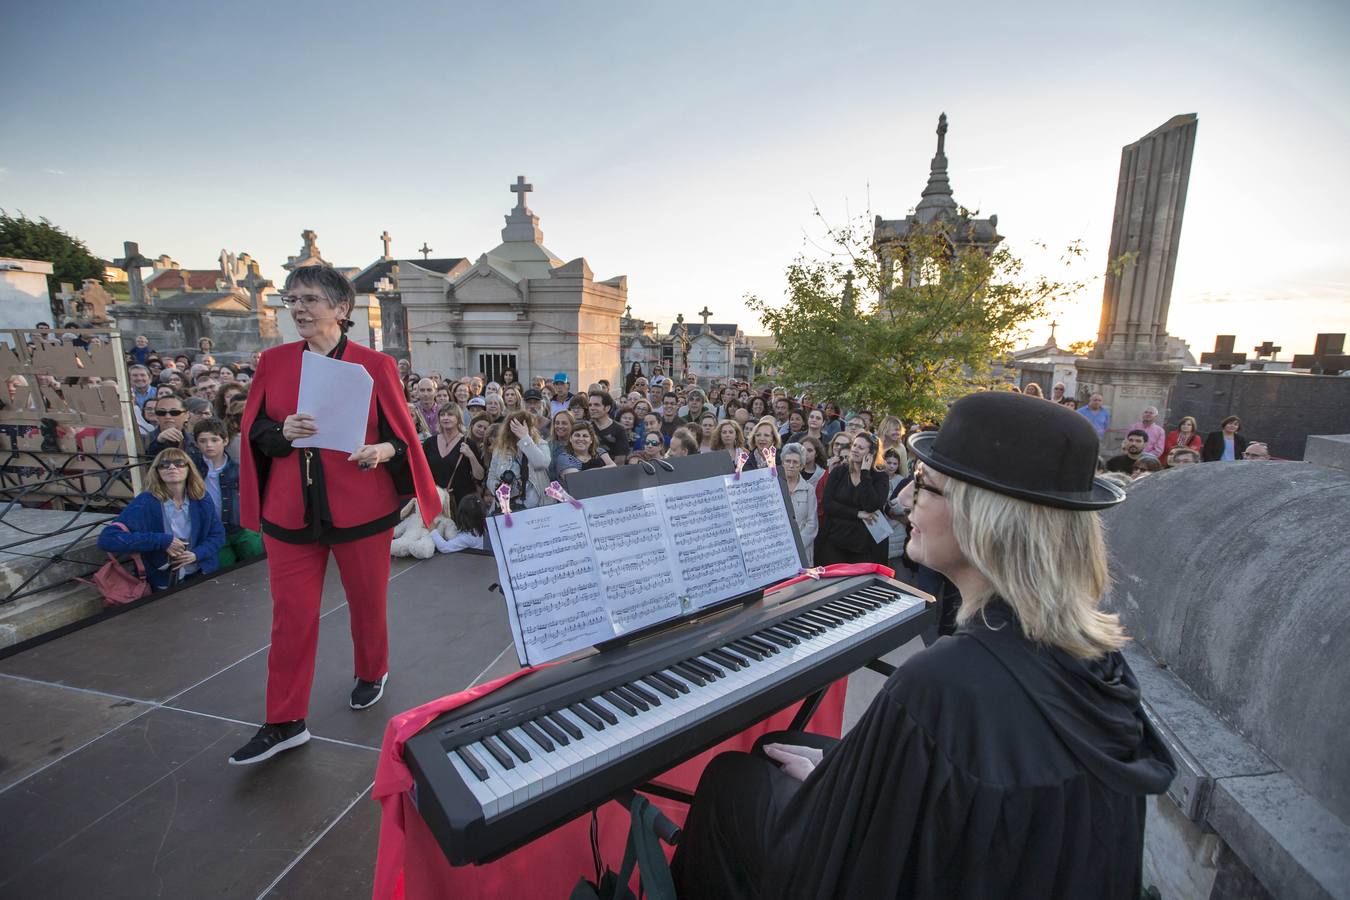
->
xmin=80 ymin=522 xmax=153 ymax=606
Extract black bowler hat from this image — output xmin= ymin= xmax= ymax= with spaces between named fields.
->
xmin=908 ymin=391 xmax=1125 ymax=510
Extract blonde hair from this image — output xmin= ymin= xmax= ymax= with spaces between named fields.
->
xmin=493 ymin=410 xmax=539 ymax=456
xmin=943 ymin=477 xmax=1126 ymax=659
xmin=145 ymin=448 xmax=205 ymax=502
xmin=750 ymin=416 xmax=781 ymax=450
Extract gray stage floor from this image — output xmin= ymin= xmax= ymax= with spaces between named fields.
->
xmin=0 ymin=552 xmax=922 ymax=899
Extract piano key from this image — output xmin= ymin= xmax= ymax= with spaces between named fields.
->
xmin=777 ymin=621 xmax=816 ymax=640
xmin=535 ymin=715 xmax=569 ymax=746
xmin=761 ymin=627 xmax=799 ymax=646
xmin=497 ymin=729 xmax=532 ymax=764
xmin=602 ymin=689 xmax=638 ymax=716
xmin=650 ymin=670 xmax=689 ymax=694
xmin=821 ymin=601 xmax=861 ymax=620
xmin=476 ymin=739 xmax=531 ymax=809
xmin=455 ymin=744 xmax=490 ymax=781
xmin=800 ymin=610 xmax=841 ymax=628
xmin=670 ymin=662 xmax=707 ymax=686
xmin=502 ymin=727 xmax=552 ymax=797
xmin=552 ymin=708 xmax=607 ymax=769
xmin=626 ymin=681 xmax=661 ymax=706
xmin=743 ymin=634 xmax=782 ymax=653
xmin=481 ymin=734 xmax=516 ymax=770
xmin=642 ymin=675 xmax=680 ymax=699
xmin=578 ymin=698 xmax=616 ymax=726
xmin=705 ymin=648 xmax=744 ymax=669
xmin=520 ymin=720 xmax=554 ymax=753
xmin=834 ymin=596 xmax=876 ymax=613
xmin=729 ymin=639 xmax=765 ymax=660
xmin=591 ymin=696 xmax=647 ymax=754
xmin=448 ymin=746 xmax=501 ymax=819
xmin=612 ymin=685 xmax=649 ymax=712
xmin=691 ymin=655 xmax=723 ymax=674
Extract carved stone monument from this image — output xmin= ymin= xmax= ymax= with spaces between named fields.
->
xmin=113 ymin=241 xmax=154 ymax=305
xmin=1076 ymin=114 xmax=1198 ymax=443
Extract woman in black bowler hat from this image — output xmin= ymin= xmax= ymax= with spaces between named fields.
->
xmin=671 ymin=391 xmax=1176 ymax=900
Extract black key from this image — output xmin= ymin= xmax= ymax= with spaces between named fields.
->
xmin=778 ymin=622 xmax=815 ymax=640
xmin=602 ymin=690 xmax=638 ymax=716
xmin=802 ymin=610 xmax=841 ymax=628
xmin=497 ymin=729 xmax=532 ymax=763
xmin=858 ymin=588 xmax=894 ymax=604
xmin=573 ymin=700 xmax=611 ymax=728
xmin=455 ymin=745 xmax=490 ymax=782
xmin=730 ymin=639 xmax=765 ymax=660
xmin=792 ymin=615 xmax=826 ymax=633
xmin=480 ymin=734 xmax=515 ymax=770
xmin=643 ymin=675 xmax=680 ymax=699
xmin=626 ymin=681 xmax=661 ymax=706
xmin=652 ymin=671 xmax=690 ymax=694
xmin=764 ymin=626 xmax=800 ymax=645
xmin=670 ymin=662 xmax=707 ymax=686
xmin=741 ymin=635 xmax=778 ymax=654
xmin=706 ymin=648 xmax=744 ymax=669
xmin=535 ymin=715 xmax=569 ymax=746
xmin=841 ymin=594 xmax=879 ymax=610
xmin=830 ymin=600 xmax=871 ymax=617
xmin=759 ymin=630 xmax=794 ymax=648
xmin=718 ymin=646 xmax=752 ymax=666
xmin=612 ymin=685 xmax=649 ymax=711
xmin=685 ymin=658 xmax=721 ymax=680
xmin=822 ymin=602 xmax=861 ymax=620
xmin=520 ymin=720 xmax=554 ymax=753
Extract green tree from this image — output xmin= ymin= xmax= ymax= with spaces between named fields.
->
xmin=748 ymin=213 xmax=1094 ymax=422
xmin=1066 ymin=339 xmax=1096 ymax=357
xmin=0 ymin=211 xmax=105 ymax=319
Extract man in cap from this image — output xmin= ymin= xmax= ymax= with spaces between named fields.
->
xmin=549 ymin=372 xmax=572 ymax=416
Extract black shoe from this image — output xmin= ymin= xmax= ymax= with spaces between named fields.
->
xmin=350 ymin=673 xmax=388 ymax=710
xmin=227 ymin=720 xmax=310 ymax=766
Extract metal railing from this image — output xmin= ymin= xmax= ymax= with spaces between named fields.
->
xmin=0 ymin=453 xmax=148 ymax=606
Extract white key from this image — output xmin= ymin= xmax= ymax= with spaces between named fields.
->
xmin=448 ymin=748 xmax=501 ymax=819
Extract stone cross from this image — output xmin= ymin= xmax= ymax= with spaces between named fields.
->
xmin=1253 ymin=341 xmax=1281 ymax=360
xmin=624 ymin=304 xmax=632 ymax=318
xmin=55 ymin=282 xmax=77 ymax=319
xmin=113 ymin=241 xmax=153 ymax=305
xmin=1292 ymin=333 xmax=1348 ymax=376
xmin=699 ymin=306 xmax=713 ymax=326
xmin=239 ymin=261 xmax=273 ymax=314
xmin=1049 ymin=319 xmax=1059 ymax=344
xmin=374 ymin=275 xmax=395 ymax=294
xmin=381 ymin=231 xmax=392 ymax=260
xmin=510 ymin=175 xmax=533 ymax=210
xmin=1200 ymin=335 xmax=1247 ymax=370
xmin=77 ymin=279 xmax=112 ymax=322
xmin=418 ymin=242 xmax=432 ymax=260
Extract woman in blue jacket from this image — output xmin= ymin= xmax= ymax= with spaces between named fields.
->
xmin=99 ymin=447 xmax=226 ymax=591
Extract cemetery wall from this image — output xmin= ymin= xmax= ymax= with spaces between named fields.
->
xmin=115 ymin=306 xmax=281 ymax=362
xmin=1170 ymin=369 xmax=1350 ymax=460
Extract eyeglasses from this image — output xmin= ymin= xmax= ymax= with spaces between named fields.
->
xmin=155 ymin=408 xmax=186 ymax=417
xmin=280 ymin=293 xmax=331 ymax=308
xmin=913 ymin=466 xmax=945 ymax=502
xmin=157 ymin=460 xmax=189 ymax=470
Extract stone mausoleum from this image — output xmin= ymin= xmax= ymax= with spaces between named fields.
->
xmin=394 ymin=177 xmax=627 ymax=386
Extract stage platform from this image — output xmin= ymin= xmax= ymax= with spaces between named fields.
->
xmin=0 ymin=550 xmax=520 ymax=900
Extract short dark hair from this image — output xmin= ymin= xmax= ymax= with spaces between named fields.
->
xmin=283 ymin=265 xmax=355 ymax=319
xmin=1220 ymin=415 xmax=1241 ymax=429
xmin=1126 ymin=429 xmax=1148 ymax=440
xmin=662 ymin=391 xmax=678 ymax=402
xmin=193 ymin=417 xmax=229 ymax=441
xmin=454 ymin=494 xmax=487 ymax=537
xmin=588 ymin=390 xmax=614 ymax=412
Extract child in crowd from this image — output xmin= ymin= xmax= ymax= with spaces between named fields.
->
xmin=430 ymin=495 xmax=488 ymax=554
xmin=192 ymin=417 xmax=265 ymax=566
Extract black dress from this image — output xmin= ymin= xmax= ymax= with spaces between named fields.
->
xmin=420 ymin=433 xmax=482 ymax=507
xmin=817 ymin=466 xmax=888 ymax=565
xmin=671 ymin=602 xmax=1176 ymax=900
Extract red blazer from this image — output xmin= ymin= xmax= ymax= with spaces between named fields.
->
xmin=240 ymin=340 xmax=441 ymax=532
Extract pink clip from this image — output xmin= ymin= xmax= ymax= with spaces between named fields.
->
xmin=799 ymin=566 xmax=825 ymax=580
xmin=546 ymin=481 xmax=583 ymax=509
xmin=734 ymin=448 xmax=750 ymax=480
xmin=761 ymin=445 xmax=777 ymax=477
xmin=495 ymin=482 xmax=513 ymax=526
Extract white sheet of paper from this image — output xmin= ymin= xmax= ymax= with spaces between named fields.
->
xmin=865 ymin=512 xmax=895 ymax=543
xmin=724 ymin=467 xmax=803 ymax=583
xmin=659 ymin=474 xmax=749 ymax=609
xmin=292 ymin=352 xmax=374 ymax=454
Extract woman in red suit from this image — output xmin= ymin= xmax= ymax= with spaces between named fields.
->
xmin=228 ymin=266 xmax=441 ymax=766
xmin=1161 ymin=415 xmax=1203 ymax=466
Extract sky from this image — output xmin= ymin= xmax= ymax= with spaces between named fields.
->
xmin=2 ymin=0 xmax=1348 ymax=358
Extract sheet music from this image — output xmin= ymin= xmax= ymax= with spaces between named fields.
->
xmin=658 ymin=475 xmax=749 ymax=609
xmin=488 ymin=504 xmax=610 ymax=666
xmin=584 ymin=489 xmax=688 ymax=633
xmin=724 ymin=467 xmax=803 ymax=585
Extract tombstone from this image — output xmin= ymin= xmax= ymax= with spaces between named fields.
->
xmin=1291 ymin=333 xmax=1348 ymax=376
xmin=1199 ymin=335 xmax=1247 ymax=370
xmin=55 ymin=283 xmax=78 ymax=320
xmin=113 ymin=241 xmax=154 ymax=305
xmin=1248 ymin=340 xmax=1282 ymax=372
xmin=381 ymin=230 xmax=393 ymax=260
xmin=76 ymin=280 xmax=113 ymax=323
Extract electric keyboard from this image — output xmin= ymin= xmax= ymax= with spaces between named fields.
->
xmin=404 ymin=573 xmax=934 ymax=865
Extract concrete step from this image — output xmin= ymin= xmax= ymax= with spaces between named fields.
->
xmin=0 ymin=578 xmax=104 ymax=649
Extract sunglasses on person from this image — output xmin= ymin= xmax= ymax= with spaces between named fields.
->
xmin=155 ymin=408 xmax=186 ymax=417
xmin=157 ymin=459 xmax=189 ymax=470
xmin=644 ymin=437 xmax=663 ymax=447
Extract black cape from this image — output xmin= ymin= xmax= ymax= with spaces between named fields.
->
xmin=677 ymin=601 xmax=1176 ymax=899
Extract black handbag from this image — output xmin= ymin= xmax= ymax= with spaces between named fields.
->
xmin=569 ymin=796 xmax=677 ymax=900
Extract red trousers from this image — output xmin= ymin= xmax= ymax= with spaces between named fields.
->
xmin=263 ymin=530 xmax=393 ymax=723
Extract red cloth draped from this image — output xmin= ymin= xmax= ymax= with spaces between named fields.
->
xmin=372 ymin=564 xmax=895 ymax=900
